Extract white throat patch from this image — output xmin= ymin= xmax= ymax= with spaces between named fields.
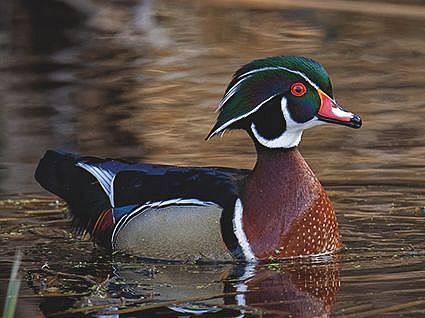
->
xmin=251 ymin=97 xmax=324 ymax=149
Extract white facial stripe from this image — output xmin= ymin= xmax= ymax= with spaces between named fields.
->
xmin=218 ymin=75 xmax=253 ymax=109
xmin=219 ymin=67 xmax=318 ymax=110
xmin=252 ymin=97 xmax=301 ymax=148
xmin=212 ymin=66 xmax=321 ymax=138
xmin=281 ymin=97 xmax=323 ymax=129
xmin=251 ymin=97 xmax=324 ymax=148
xmin=233 ymin=199 xmax=257 ymax=262
xmin=207 ymin=93 xmax=280 ymax=140
xmin=280 ymin=96 xmax=297 ymax=128
xmin=235 ymin=66 xmax=319 ymax=89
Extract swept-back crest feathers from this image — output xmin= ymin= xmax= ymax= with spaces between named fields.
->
xmin=207 ymin=56 xmax=333 ymax=139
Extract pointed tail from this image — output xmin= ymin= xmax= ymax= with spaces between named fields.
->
xmin=34 ymin=150 xmax=111 ymax=234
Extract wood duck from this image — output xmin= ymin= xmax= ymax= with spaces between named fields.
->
xmin=35 ymin=55 xmax=361 ymax=262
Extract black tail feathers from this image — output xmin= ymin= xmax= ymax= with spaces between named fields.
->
xmin=35 ymin=150 xmax=111 ymax=234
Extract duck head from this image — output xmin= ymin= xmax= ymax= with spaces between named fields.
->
xmin=207 ymin=56 xmax=361 ymax=148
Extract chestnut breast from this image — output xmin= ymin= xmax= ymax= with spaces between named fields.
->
xmin=241 ymin=148 xmax=341 ymax=259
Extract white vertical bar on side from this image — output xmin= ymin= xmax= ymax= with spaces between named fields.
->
xmin=233 ymin=199 xmax=257 ymax=262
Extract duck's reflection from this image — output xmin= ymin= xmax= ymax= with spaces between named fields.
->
xmin=34 ymin=254 xmax=340 ymax=317
xmin=235 ymin=260 xmax=340 ymax=317
xmin=105 ymin=255 xmax=341 ymax=317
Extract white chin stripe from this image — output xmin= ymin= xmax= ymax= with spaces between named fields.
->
xmin=251 ymin=97 xmax=303 ymax=148
xmin=251 ymin=123 xmax=303 ymax=148
xmin=233 ymin=199 xmax=257 ymax=262
xmin=251 ymin=97 xmax=325 ymax=149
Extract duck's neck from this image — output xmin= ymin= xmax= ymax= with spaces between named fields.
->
xmin=240 ymin=146 xmax=342 ymax=260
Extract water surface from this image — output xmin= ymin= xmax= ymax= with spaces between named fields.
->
xmin=0 ymin=0 xmax=425 ymax=317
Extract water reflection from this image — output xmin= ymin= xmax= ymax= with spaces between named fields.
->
xmin=1 ymin=0 xmax=425 ymax=317
xmin=32 ymin=257 xmax=341 ymax=317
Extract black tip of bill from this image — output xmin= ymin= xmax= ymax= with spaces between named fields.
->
xmin=350 ymin=114 xmax=362 ymax=129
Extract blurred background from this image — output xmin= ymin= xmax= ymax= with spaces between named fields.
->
xmin=0 ymin=0 xmax=424 ymax=194
xmin=1 ymin=1 xmax=425 ymax=317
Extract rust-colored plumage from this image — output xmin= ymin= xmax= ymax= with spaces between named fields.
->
xmin=242 ymin=147 xmax=342 ymax=259
xmin=91 ymin=208 xmax=114 ymax=248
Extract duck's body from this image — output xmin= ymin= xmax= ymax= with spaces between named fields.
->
xmin=35 ymin=56 xmax=361 ymax=262
xmin=36 ymin=150 xmax=248 ymax=261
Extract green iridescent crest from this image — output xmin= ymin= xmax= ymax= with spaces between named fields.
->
xmin=207 ymin=56 xmax=333 ymax=139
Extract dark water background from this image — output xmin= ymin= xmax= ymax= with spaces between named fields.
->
xmin=1 ymin=0 xmax=425 ymax=317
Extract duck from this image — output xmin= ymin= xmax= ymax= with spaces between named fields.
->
xmin=35 ymin=55 xmax=361 ymax=262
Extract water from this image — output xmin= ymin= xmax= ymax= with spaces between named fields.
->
xmin=1 ymin=0 xmax=425 ymax=316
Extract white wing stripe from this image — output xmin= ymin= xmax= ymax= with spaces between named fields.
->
xmin=111 ymin=198 xmax=216 ymax=249
xmin=76 ymin=162 xmax=115 ymax=206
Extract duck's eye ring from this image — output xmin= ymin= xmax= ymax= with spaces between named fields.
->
xmin=290 ymin=82 xmax=307 ymax=97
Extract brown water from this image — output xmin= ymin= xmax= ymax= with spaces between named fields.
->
xmin=1 ymin=0 xmax=425 ymax=317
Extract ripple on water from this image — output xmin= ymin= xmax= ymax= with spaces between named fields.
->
xmin=1 ymin=0 xmax=425 ymax=316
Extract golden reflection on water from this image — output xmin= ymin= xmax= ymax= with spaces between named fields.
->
xmin=1 ymin=0 xmax=424 ymax=190
xmin=0 ymin=0 xmax=425 ymax=316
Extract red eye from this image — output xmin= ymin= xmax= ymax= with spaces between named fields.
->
xmin=290 ymin=82 xmax=307 ymax=97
